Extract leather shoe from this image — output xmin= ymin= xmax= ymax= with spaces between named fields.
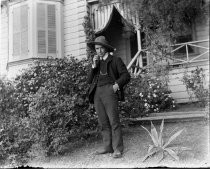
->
xmin=95 ymin=149 xmax=114 ymax=155
xmin=113 ymin=150 xmax=122 ymax=158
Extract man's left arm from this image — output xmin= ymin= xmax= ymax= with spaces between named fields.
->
xmin=115 ymin=57 xmax=131 ymax=89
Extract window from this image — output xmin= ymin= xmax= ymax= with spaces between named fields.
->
xmin=9 ymin=2 xmax=29 ymax=61
xmin=174 ymin=34 xmax=194 ymax=55
xmin=37 ymin=3 xmax=57 ymax=57
xmin=173 ymin=24 xmax=195 ymax=56
xmin=9 ymin=0 xmax=63 ymax=62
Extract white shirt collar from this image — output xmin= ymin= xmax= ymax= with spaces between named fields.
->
xmin=101 ymin=53 xmax=109 ymax=60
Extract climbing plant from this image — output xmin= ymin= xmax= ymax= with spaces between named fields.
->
xmin=82 ymin=15 xmax=96 ymax=60
xmin=98 ymin=0 xmax=208 ymax=65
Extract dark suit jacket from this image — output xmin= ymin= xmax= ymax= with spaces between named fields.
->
xmin=87 ymin=54 xmax=131 ymax=103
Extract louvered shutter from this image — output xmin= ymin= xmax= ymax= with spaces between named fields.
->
xmin=37 ymin=4 xmax=46 ymax=54
xmin=37 ymin=3 xmax=57 ymax=57
xmin=21 ymin=5 xmax=28 ymax=57
xmin=12 ymin=4 xmax=28 ymax=59
xmin=13 ymin=7 xmax=20 ymax=58
xmin=48 ymin=5 xmax=56 ymax=54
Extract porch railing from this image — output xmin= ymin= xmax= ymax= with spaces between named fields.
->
xmin=170 ymin=39 xmax=209 ymax=65
xmin=126 ymin=50 xmax=149 ymax=76
xmin=127 ymin=39 xmax=209 ymax=76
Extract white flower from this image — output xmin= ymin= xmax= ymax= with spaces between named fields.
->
xmin=144 ymin=103 xmax=150 ymax=108
xmin=153 ymin=93 xmax=157 ymax=97
xmin=139 ymin=93 xmax=143 ymax=97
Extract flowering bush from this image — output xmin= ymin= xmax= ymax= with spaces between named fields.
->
xmin=0 ymin=57 xmax=98 ymax=166
xmin=182 ymin=67 xmax=209 ymax=107
xmin=0 ymin=79 xmax=33 ymax=166
xmin=120 ymin=73 xmax=176 ymax=118
xmin=14 ymin=57 xmax=98 ymax=155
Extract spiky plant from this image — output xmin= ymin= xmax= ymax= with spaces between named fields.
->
xmin=141 ymin=119 xmax=190 ymax=163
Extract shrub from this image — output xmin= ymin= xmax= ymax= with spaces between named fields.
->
xmin=17 ymin=57 xmax=98 ymax=155
xmin=0 ymin=79 xmax=33 ymax=166
xmin=0 ymin=79 xmax=17 ymax=122
xmin=1 ymin=57 xmax=98 ymax=165
xmin=120 ymin=73 xmax=176 ymax=118
xmin=182 ymin=67 xmax=209 ymax=107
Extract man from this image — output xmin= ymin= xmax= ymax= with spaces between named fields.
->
xmin=87 ymin=36 xmax=130 ymax=158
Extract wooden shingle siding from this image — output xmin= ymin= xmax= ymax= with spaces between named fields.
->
xmin=195 ymin=14 xmax=209 ymax=55
xmin=0 ymin=6 xmax=9 ymax=77
xmin=64 ymin=19 xmax=84 ymax=31
xmin=64 ymin=13 xmax=85 ymax=22
xmin=63 ymin=0 xmax=87 ymax=59
xmin=64 ymin=26 xmax=84 ymax=34
xmin=65 ymin=36 xmax=85 ymax=46
xmin=168 ymin=63 xmax=209 ymax=103
xmin=64 ymin=0 xmax=78 ymax=5
xmin=64 ymin=31 xmax=85 ymax=40
xmin=195 ymin=17 xmax=209 ymax=40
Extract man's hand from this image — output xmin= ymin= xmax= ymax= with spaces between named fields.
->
xmin=92 ymin=55 xmax=99 ymax=68
xmin=113 ymin=83 xmax=119 ymax=93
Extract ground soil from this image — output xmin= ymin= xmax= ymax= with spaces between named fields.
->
xmin=28 ymin=118 xmax=210 ymax=168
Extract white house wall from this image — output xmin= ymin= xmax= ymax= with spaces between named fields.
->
xmin=63 ymin=0 xmax=87 ymax=59
xmin=0 ymin=5 xmax=9 ymax=78
xmin=195 ymin=13 xmax=209 ymax=58
xmin=169 ymin=62 xmax=209 ymax=103
xmin=195 ymin=15 xmax=209 ymax=41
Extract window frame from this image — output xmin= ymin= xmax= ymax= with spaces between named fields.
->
xmin=9 ymin=0 xmax=31 ymax=62
xmin=34 ymin=0 xmax=63 ymax=59
xmin=8 ymin=0 xmax=63 ymax=63
xmin=173 ymin=23 xmax=197 ymax=57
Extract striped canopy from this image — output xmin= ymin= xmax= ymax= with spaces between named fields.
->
xmin=90 ymin=2 xmax=140 ymax=34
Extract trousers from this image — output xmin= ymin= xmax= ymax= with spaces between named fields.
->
xmin=94 ymin=84 xmax=123 ymax=152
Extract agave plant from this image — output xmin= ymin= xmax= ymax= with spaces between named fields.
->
xmin=141 ymin=119 xmax=190 ymax=163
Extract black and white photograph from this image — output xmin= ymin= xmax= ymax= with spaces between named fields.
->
xmin=0 ymin=0 xmax=209 ymax=168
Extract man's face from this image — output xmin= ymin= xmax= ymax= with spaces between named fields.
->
xmin=95 ymin=45 xmax=107 ymax=58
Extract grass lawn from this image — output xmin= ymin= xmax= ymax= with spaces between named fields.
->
xmin=28 ymin=118 xmax=210 ymax=168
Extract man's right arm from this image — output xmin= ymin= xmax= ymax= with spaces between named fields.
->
xmin=87 ymin=66 xmax=97 ymax=84
xmin=87 ymin=55 xmax=99 ymax=84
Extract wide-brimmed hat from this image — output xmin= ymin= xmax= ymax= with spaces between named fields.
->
xmin=88 ymin=36 xmax=115 ymax=52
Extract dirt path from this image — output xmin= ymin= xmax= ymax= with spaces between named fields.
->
xmin=28 ymin=120 xmax=210 ymax=168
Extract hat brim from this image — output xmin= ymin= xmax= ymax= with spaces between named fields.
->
xmin=87 ymin=41 xmax=115 ymax=52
